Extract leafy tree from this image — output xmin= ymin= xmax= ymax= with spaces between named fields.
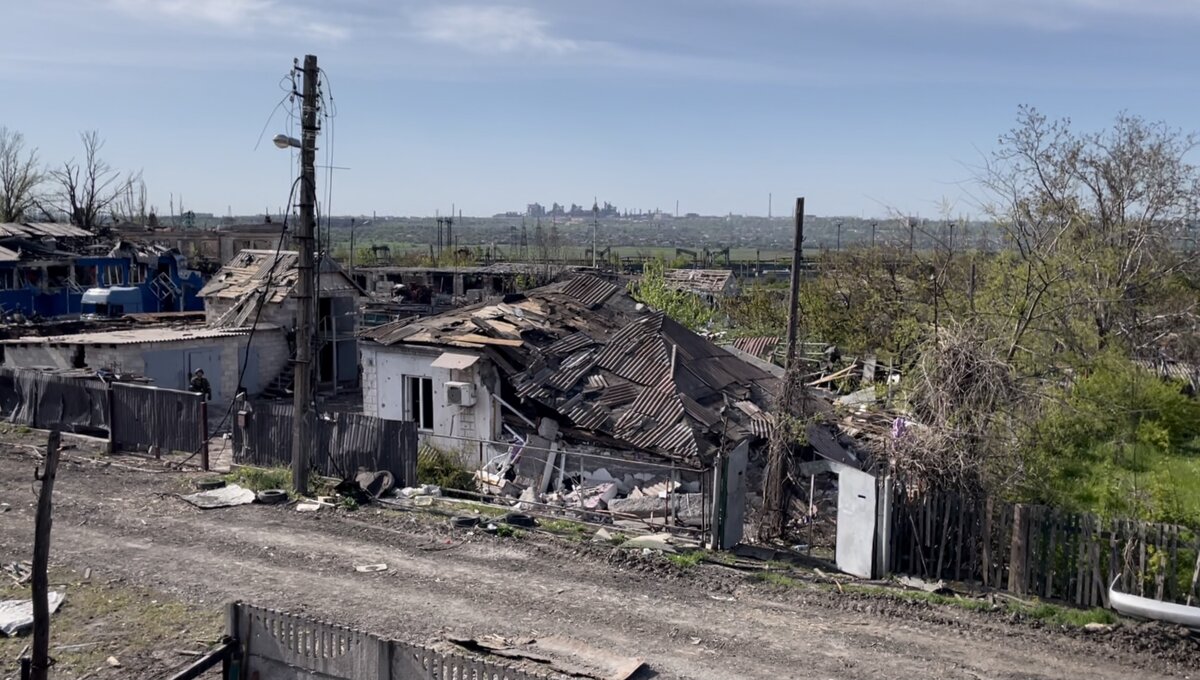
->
xmin=629 ymin=259 xmax=715 ymax=331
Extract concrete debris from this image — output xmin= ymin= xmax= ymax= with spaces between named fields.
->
xmin=836 ymin=387 xmax=877 ymax=407
xmin=608 ymin=493 xmax=704 ymax=521
xmin=593 ymin=528 xmax=614 ymax=543
xmin=1083 ymin=622 xmax=1116 ymax=634
xmin=354 ymin=564 xmax=388 ymax=573
xmin=0 ymin=591 xmax=64 ymax=636
xmin=619 ymin=533 xmax=678 ymax=553
xmin=295 ymin=502 xmax=321 ymax=512
xmin=355 ymin=469 xmax=396 ymax=498
xmin=106 ymin=656 xmax=122 ymax=668
xmin=399 ymin=485 xmax=442 ymax=499
xmin=179 ymin=484 xmax=255 ymax=509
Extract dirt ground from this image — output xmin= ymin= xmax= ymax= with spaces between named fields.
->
xmin=0 ymin=433 xmax=1196 ymax=680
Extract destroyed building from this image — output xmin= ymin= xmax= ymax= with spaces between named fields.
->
xmin=0 ymin=223 xmax=205 ymax=320
xmin=199 ymin=249 xmax=365 ymax=388
xmin=358 ymin=274 xmax=779 ymax=467
xmin=662 ymin=268 xmax=738 ymax=303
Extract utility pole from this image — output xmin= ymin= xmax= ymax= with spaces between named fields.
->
xmin=292 ymin=54 xmax=319 ymax=496
xmin=759 ymin=197 xmax=805 ymax=542
xmin=592 ymin=199 xmax=599 ymax=270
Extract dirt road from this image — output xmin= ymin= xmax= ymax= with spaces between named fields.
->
xmin=0 ymin=442 xmax=1195 ymax=679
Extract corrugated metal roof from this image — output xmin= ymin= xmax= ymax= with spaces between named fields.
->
xmin=1 ymin=325 xmax=268 ymax=346
xmin=0 ymin=222 xmax=92 ymax=238
xmin=560 ymin=275 xmax=619 ymax=307
xmin=362 ymin=273 xmax=779 ymax=466
xmin=731 ymin=336 xmax=780 ymax=359
xmin=0 ymin=245 xmax=19 ymax=262
xmin=662 ymin=268 xmax=735 ymax=295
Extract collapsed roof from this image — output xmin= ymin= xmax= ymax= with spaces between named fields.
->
xmin=361 ymin=275 xmax=779 ymax=467
xmin=662 ymin=268 xmax=736 ymax=295
xmin=199 ymin=249 xmax=364 ymax=327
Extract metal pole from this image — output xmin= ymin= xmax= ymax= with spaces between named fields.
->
xmin=783 ymin=198 xmax=805 ymax=370
xmin=292 ymin=53 xmax=318 ymax=496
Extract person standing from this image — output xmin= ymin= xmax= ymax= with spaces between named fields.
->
xmin=189 ymin=369 xmax=212 ymax=401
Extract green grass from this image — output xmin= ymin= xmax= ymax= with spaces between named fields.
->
xmin=666 ymin=551 xmax=705 ymax=569
xmin=540 ymin=518 xmax=592 ymax=539
xmin=224 ymin=466 xmax=291 ymax=492
xmin=842 ymin=585 xmax=1117 ymax=627
xmin=705 ymin=551 xmax=737 ymax=565
xmin=416 ymin=447 xmax=476 ymax=492
xmin=495 ymin=525 xmax=525 ymax=539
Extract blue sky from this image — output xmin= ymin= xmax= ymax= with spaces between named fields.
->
xmin=2 ymin=0 xmax=1198 ymax=219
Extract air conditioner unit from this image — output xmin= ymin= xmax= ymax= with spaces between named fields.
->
xmin=445 ymin=381 xmax=476 ymax=407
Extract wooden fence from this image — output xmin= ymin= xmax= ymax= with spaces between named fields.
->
xmin=887 ymin=486 xmax=1200 ymax=607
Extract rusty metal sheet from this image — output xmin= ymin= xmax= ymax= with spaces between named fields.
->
xmin=560 ymin=275 xmax=620 ymax=307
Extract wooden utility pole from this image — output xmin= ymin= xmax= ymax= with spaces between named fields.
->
xmin=28 ymin=430 xmax=61 ymax=680
xmin=759 ymin=197 xmax=805 ymax=541
xmin=292 ymin=54 xmax=319 ymax=496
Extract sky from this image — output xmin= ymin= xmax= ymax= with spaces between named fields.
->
xmin=1 ymin=0 xmax=1198 ymax=219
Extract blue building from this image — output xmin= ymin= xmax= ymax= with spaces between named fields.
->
xmin=0 ymin=223 xmax=206 ymax=320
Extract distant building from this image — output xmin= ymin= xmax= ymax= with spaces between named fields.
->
xmin=526 ymin=203 xmax=546 ymax=218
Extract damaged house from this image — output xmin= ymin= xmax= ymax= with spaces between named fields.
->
xmin=200 ymin=249 xmax=365 ymax=389
xmin=359 ymin=274 xmax=780 ymax=481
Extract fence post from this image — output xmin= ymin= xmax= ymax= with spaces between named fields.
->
xmin=1008 ymin=504 xmax=1029 ymax=595
xmin=106 ymin=383 xmax=116 ymax=455
xmin=200 ymin=399 xmax=210 ymax=472
xmin=874 ymin=475 xmax=892 ymax=579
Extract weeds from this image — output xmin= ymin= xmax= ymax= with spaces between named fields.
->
xmin=666 ymin=551 xmax=705 ymax=569
xmin=540 ymin=518 xmax=592 ymax=540
xmin=842 ymin=585 xmax=1118 ymax=627
xmin=224 ymin=466 xmax=291 ymax=492
xmin=417 ymin=446 xmax=476 ymax=492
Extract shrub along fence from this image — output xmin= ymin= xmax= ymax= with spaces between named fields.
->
xmin=887 ymin=484 xmax=1200 ymax=607
xmin=0 ymin=368 xmax=209 ymax=467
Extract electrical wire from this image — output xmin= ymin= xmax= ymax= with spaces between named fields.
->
xmin=175 ymin=177 xmax=301 ymax=468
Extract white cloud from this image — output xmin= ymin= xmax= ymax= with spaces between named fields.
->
xmin=109 ymin=0 xmax=349 ymax=41
xmin=413 ymin=5 xmax=581 ymax=54
xmin=764 ymin=0 xmax=1200 ymax=30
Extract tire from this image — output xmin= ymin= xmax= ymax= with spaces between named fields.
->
xmin=195 ymin=478 xmax=226 ymax=491
xmin=503 ymin=513 xmax=537 ymax=528
xmin=257 ymin=489 xmax=288 ymax=505
xmin=451 ymin=516 xmax=479 ymax=529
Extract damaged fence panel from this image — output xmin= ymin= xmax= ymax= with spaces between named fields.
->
xmin=233 ymin=401 xmax=418 ymax=487
xmin=0 ymin=368 xmax=110 ymax=436
xmin=110 ymin=383 xmax=204 ymax=455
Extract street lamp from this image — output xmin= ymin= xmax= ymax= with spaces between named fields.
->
xmin=273 ymin=134 xmax=301 ymax=149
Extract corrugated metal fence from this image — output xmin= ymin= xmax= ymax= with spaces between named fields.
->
xmin=231 ymin=603 xmax=545 ymax=680
xmin=111 ymin=382 xmax=205 ymax=456
xmin=0 ymin=368 xmax=207 ymax=463
xmin=0 ymin=367 xmax=110 ymax=435
xmin=233 ymin=401 xmax=418 ymax=486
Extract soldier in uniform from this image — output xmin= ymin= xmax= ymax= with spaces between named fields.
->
xmin=189 ymin=369 xmax=212 ymax=401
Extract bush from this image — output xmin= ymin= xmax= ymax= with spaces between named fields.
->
xmin=417 ymin=446 xmax=477 ymax=492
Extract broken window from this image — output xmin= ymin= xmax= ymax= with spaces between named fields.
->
xmin=74 ymin=265 xmax=97 ymax=287
xmin=104 ymin=265 xmax=123 ymax=286
xmin=47 ymin=265 xmax=70 ymax=289
xmin=129 ymin=263 xmax=147 ymax=284
xmin=405 ymin=375 xmax=434 ymax=430
xmin=0 ymin=269 xmax=13 ymax=290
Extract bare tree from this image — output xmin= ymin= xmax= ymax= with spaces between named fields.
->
xmin=109 ymin=173 xmax=149 ymax=226
xmin=47 ymin=131 xmax=126 ymax=230
xmin=0 ymin=126 xmax=42 ymax=222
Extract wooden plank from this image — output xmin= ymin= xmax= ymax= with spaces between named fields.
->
xmin=981 ymin=498 xmax=993 ymax=588
xmin=1139 ymin=522 xmax=1148 ymax=597
xmin=1154 ymin=523 xmax=1167 ymax=601
xmin=452 ymin=333 xmax=525 ymax=347
xmin=1009 ymin=504 xmax=1029 ymax=595
xmin=1044 ymin=509 xmax=1057 ymax=598
xmin=953 ymin=495 xmax=965 ymax=581
xmin=1074 ymin=514 xmax=1087 ymax=606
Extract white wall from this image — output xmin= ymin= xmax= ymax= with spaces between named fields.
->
xmin=360 ymin=343 xmax=500 ymax=459
xmin=2 ymin=329 xmax=290 ymax=403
